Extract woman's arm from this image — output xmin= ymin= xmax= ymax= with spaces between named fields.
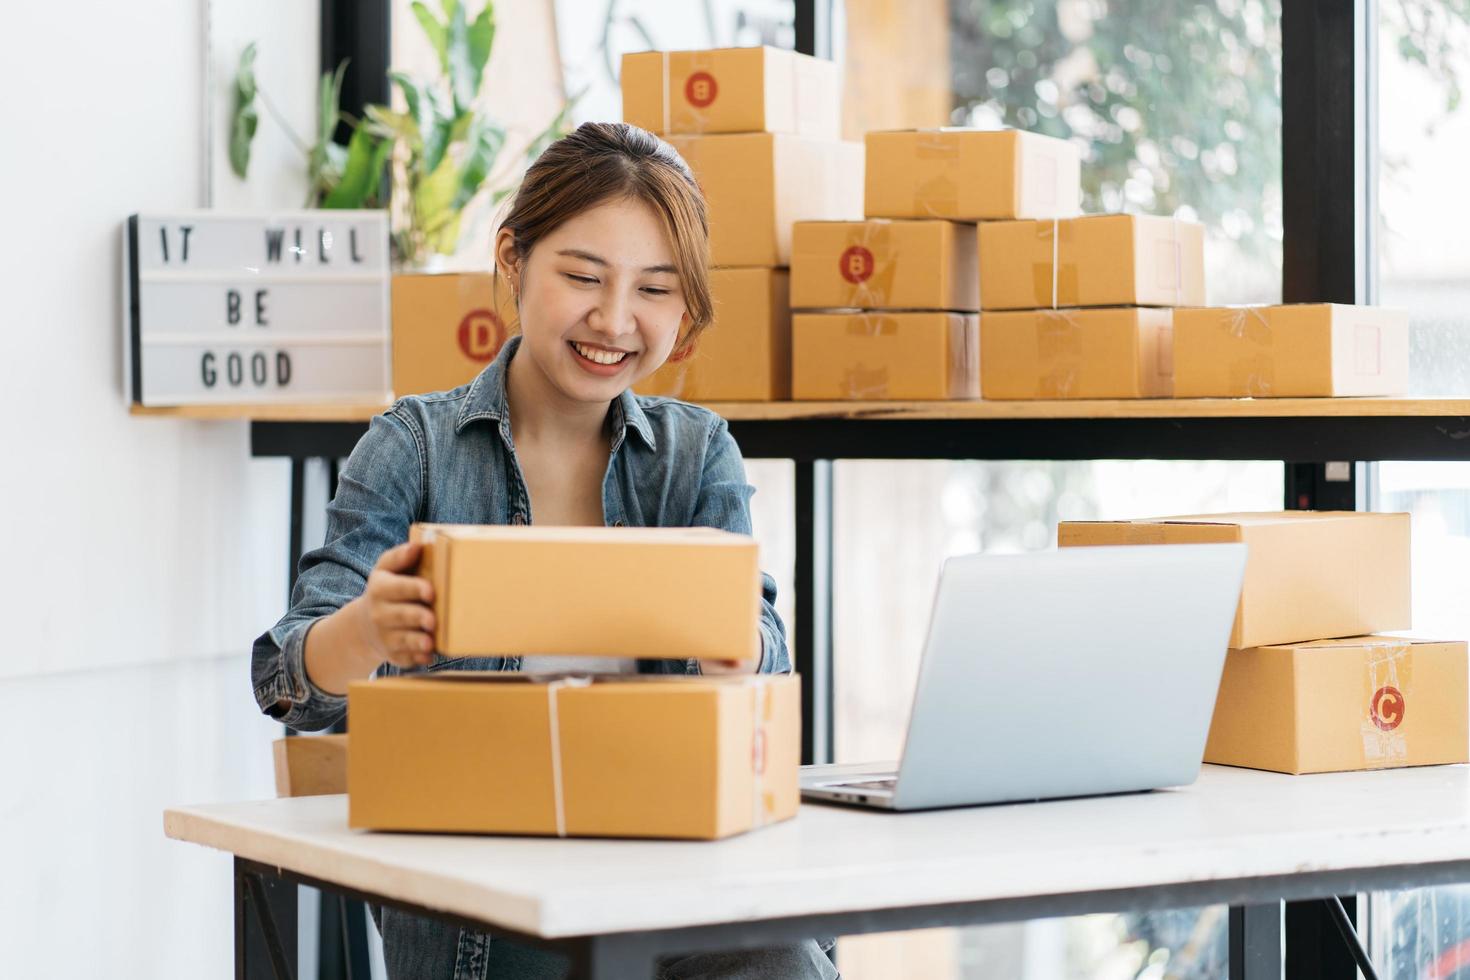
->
xmin=251 ymin=409 xmax=425 ymax=730
xmin=687 ymin=415 xmax=791 ymax=675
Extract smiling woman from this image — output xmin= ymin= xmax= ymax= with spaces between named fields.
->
xmin=251 ymin=119 xmax=833 ymax=979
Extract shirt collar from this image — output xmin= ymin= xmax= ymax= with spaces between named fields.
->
xmin=455 ymin=334 xmax=657 ymax=451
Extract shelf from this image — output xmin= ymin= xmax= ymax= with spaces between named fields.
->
xmin=140 ymin=396 xmax=1470 ymax=424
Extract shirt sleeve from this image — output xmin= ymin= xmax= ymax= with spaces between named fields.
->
xmin=250 ymin=408 xmax=424 ymax=730
xmin=687 ymin=414 xmax=791 ymax=675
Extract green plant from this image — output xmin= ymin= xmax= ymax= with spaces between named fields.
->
xmin=228 ymin=1 xmax=572 ymax=268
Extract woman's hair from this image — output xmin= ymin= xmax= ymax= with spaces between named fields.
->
xmin=498 ymin=121 xmax=713 ymax=356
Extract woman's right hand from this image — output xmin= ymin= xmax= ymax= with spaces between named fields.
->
xmin=351 ymin=540 xmax=437 ymax=669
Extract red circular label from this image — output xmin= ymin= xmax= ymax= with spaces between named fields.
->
xmin=684 ymin=71 xmax=718 ymax=108
xmin=457 ymin=309 xmax=507 ymax=363
xmin=1371 ymin=685 xmax=1405 ymax=731
xmin=839 ymin=245 xmax=875 ymax=284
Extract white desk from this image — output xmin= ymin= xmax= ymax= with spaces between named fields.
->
xmin=166 ymin=764 xmax=1470 ymax=978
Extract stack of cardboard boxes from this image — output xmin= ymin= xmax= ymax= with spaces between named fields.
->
xmin=626 ymin=47 xmax=863 ymax=401
xmin=979 ymin=213 xmax=1206 ymax=398
xmin=1060 ymin=512 xmax=1468 ymax=775
xmin=347 ymin=524 xmax=801 ymax=840
xmin=786 ymin=129 xmax=1080 ymax=400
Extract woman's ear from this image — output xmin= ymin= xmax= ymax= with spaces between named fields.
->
xmin=493 ymin=228 xmax=521 ymax=298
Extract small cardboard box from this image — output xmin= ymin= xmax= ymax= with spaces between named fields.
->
xmin=621 ymin=47 xmax=840 ymax=138
xmin=410 ymin=524 xmax=762 ymax=661
xmin=1205 ymin=637 xmax=1469 ymax=775
xmin=391 ymin=273 xmax=519 ymax=397
xmin=1058 ymin=511 xmax=1411 ymax=649
xmin=790 ymin=219 xmax=979 ymax=311
xmin=863 ymin=128 xmax=1081 ymax=221
xmin=979 ymin=215 xmax=1206 ymax=311
xmin=669 ymin=132 xmax=863 ymax=267
xmin=348 ymin=672 xmax=801 ymax=839
xmin=1172 ymin=304 xmax=1409 ymax=397
xmin=791 ymin=312 xmax=979 ymax=400
xmin=980 ymin=308 xmax=1173 ymax=399
xmin=636 ymin=268 xmax=790 ymax=401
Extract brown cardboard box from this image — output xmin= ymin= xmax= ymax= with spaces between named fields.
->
xmin=980 ymin=308 xmax=1173 ymax=399
xmin=863 ymin=129 xmax=1081 ymax=221
xmin=1172 ymin=304 xmax=1410 ymax=397
xmin=621 ymin=47 xmax=840 ymax=139
xmin=1058 ymin=511 xmax=1411 ymax=648
xmin=348 ymin=672 xmax=800 ymax=839
xmin=391 ymin=273 xmax=519 ymax=397
xmin=669 ymin=133 xmax=863 ymax=267
xmin=272 ymin=734 xmax=348 ymax=798
xmin=1205 ymin=637 xmax=1468 ymax=775
xmin=978 ymin=215 xmax=1206 ymax=311
xmin=410 ymin=524 xmax=762 ymax=661
xmin=790 ymin=220 xmax=979 ymax=311
xmin=791 ymin=312 xmax=979 ymax=400
xmin=636 ymin=268 xmax=790 ymax=401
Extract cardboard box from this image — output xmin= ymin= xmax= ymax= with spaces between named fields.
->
xmin=791 ymin=312 xmax=979 ymax=400
xmin=980 ymin=308 xmax=1173 ymax=399
xmin=621 ymin=47 xmax=840 ymax=139
xmin=272 ymin=734 xmax=348 ymax=798
xmin=1058 ymin=511 xmax=1411 ymax=649
xmin=348 ymin=672 xmax=801 ymax=839
xmin=669 ymin=133 xmax=863 ymax=267
xmin=790 ymin=220 xmax=979 ymax=311
xmin=636 ymin=268 xmax=791 ymax=401
xmin=864 ymin=129 xmax=1081 ymax=221
xmin=1172 ymin=304 xmax=1409 ymax=397
xmin=979 ymin=214 xmax=1206 ymax=311
xmin=409 ymin=524 xmax=762 ymax=661
xmin=391 ymin=273 xmax=519 ymax=397
xmin=1205 ymin=637 xmax=1468 ymax=775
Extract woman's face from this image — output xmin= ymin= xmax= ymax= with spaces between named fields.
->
xmin=500 ymin=196 xmax=688 ymax=404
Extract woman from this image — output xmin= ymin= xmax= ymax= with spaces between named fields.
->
xmin=251 ymin=121 xmax=837 ymax=979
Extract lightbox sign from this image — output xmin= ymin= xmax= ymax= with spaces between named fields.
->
xmin=123 ymin=211 xmax=391 ymax=406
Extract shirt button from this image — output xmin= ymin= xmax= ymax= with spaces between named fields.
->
xmin=613 ymin=520 xmax=625 ymax=527
xmin=511 ymin=513 xmax=526 ymax=525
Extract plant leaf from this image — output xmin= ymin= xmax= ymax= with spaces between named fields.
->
xmin=414 ymin=152 xmax=461 ymax=236
xmin=363 ymin=104 xmax=419 ymax=144
xmin=391 ymin=71 xmax=450 ymax=170
xmin=320 ymin=59 xmax=349 ymax=147
xmin=445 ymin=1 xmax=475 ymax=114
xmin=452 ymin=115 xmax=507 ymax=210
xmin=323 ymin=126 xmax=390 ymax=209
xmin=466 ymin=3 xmax=496 ymax=95
xmin=410 ymin=1 xmax=449 ymax=75
xmin=228 ymin=43 xmax=259 ymax=178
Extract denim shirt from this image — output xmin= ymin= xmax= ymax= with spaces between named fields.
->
xmin=251 ymin=335 xmax=791 ymax=733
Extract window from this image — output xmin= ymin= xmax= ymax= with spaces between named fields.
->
xmin=1367 ymin=3 xmax=1470 ymax=975
xmin=830 ymin=2 xmax=1284 ymax=975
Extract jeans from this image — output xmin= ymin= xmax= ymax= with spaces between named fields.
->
xmin=375 ymin=905 xmax=839 ymax=979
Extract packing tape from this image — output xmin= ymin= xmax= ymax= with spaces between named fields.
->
xmin=660 ymin=51 xmax=670 ymax=136
xmin=842 ymin=220 xmax=893 ymax=308
xmin=544 ymin=675 xmax=593 ymax=838
xmin=1171 ymin=215 xmax=1184 ymax=307
xmin=1224 ymin=306 xmax=1274 ymax=396
xmin=1361 ymin=639 xmax=1412 ymax=768
xmin=745 ymin=676 xmax=771 ymax=829
xmin=1037 ymin=309 xmax=1083 ymax=397
xmin=1027 ymin=219 xmax=1078 ymax=309
xmin=913 ymin=132 xmax=959 ymax=217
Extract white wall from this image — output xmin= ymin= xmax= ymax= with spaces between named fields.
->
xmin=0 ymin=0 xmax=315 ymax=974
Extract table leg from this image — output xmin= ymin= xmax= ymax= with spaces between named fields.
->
xmin=235 ymin=857 xmax=298 ymax=980
xmin=1285 ymin=897 xmax=1362 ymax=979
xmin=794 ymin=459 xmax=834 ymax=766
xmin=1229 ymin=903 xmax=1282 ymax=980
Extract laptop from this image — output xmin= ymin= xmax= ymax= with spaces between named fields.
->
xmin=801 ymin=543 xmax=1247 ymax=811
